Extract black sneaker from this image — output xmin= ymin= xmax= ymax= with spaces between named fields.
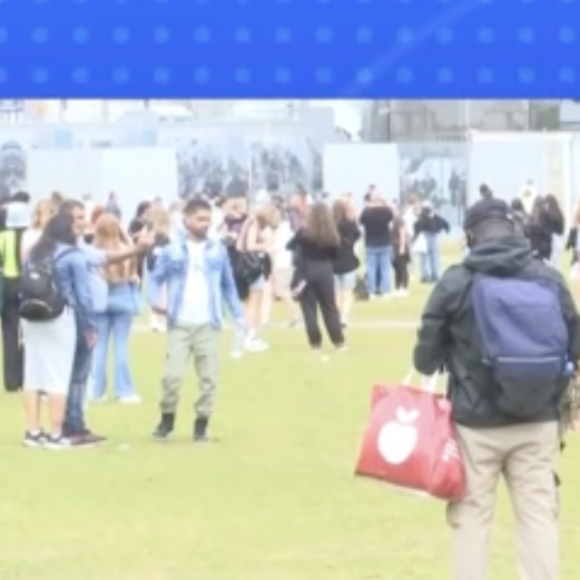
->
xmin=22 ymin=431 xmax=47 ymax=448
xmin=193 ymin=416 xmax=212 ymax=442
xmin=153 ymin=413 xmax=175 ymax=439
xmin=44 ymin=434 xmax=72 ymax=450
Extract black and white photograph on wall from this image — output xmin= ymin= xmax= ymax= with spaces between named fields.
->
xmin=176 ymin=138 xmax=228 ymax=199
xmin=0 ymin=141 xmax=27 ymax=202
xmin=247 ymin=134 xmax=322 ymax=200
xmin=398 ymin=142 xmax=468 ymax=228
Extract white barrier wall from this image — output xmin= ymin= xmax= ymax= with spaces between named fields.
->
xmin=25 ymin=148 xmax=178 ymax=221
xmin=323 ymin=143 xmax=400 ymax=207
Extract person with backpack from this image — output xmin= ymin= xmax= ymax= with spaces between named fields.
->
xmin=19 ymin=212 xmax=96 ymax=449
xmin=413 ymin=198 xmax=580 ymax=580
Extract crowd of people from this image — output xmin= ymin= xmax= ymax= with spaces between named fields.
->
xmin=1 ymin=178 xmax=580 ymax=578
xmin=0 ymin=182 xmax=575 ymax=448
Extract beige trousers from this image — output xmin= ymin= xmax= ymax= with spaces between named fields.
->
xmin=448 ymin=421 xmax=560 ymax=580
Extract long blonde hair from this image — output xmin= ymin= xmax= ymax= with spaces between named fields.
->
xmin=92 ymin=214 xmax=136 ymax=283
xmin=31 ymin=199 xmax=56 ymax=230
xmin=150 ymin=207 xmax=171 ymax=236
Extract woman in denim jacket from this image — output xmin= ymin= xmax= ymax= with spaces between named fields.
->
xmin=21 ymin=212 xmax=96 ymax=449
xmin=91 ymin=214 xmax=141 ymax=403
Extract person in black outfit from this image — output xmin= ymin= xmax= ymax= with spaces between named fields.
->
xmin=287 ymin=202 xmax=345 ymax=353
xmin=359 ymin=193 xmax=394 ymax=296
xmin=413 ymin=202 xmax=450 ymax=283
xmin=0 ymin=197 xmax=29 ymax=392
xmin=391 ymin=214 xmax=410 ymax=294
xmin=509 ymin=198 xmax=528 ymax=235
xmin=413 ymin=197 xmax=580 ymax=580
xmin=525 ymin=194 xmax=565 ymax=262
xmin=332 ymin=199 xmax=361 ymax=326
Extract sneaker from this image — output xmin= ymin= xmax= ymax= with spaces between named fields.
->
xmin=22 ymin=431 xmax=47 ymax=448
xmin=153 ymin=413 xmax=175 ymax=439
xmin=117 ymin=394 xmax=142 ymax=404
xmin=193 ymin=416 xmax=208 ymax=442
xmin=68 ymin=430 xmax=107 ymax=447
xmin=193 ymin=416 xmax=216 ymax=442
xmin=244 ymin=338 xmax=269 ymax=353
xmin=44 ymin=434 xmax=72 ymax=450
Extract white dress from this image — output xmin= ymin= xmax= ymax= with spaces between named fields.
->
xmin=22 ymin=308 xmax=77 ymax=396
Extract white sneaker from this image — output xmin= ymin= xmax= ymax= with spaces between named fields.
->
xmin=117 ymin=394 xmax=142 ymax=404
xmin=245 ymin=338 xmax=269 ymax=352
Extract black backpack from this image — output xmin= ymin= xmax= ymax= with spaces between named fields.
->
xmin=19 ymin=249 xmax=76 ymax=322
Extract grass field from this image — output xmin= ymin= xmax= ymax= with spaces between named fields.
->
xmin=1 ymin=249 xmax=579 ymax=580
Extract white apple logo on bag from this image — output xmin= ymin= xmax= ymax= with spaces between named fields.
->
xmin=377 ymin=407 xmax=420 ymax=465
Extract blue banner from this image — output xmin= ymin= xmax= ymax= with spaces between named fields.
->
xmin=0 ymin=0 xmax=577 ymax=98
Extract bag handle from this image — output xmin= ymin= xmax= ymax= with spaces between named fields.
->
xmin=402 ymin=370 xmax=440 ymax=393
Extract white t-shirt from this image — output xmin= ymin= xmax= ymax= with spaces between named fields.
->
xmin=210 ymin=206 xmax=224 ymax=238
xmin=403 ymin=208 xmax=416 ymax=238
xmin=177 ymin=241 xmax=211 ymax=325
xmin=273 ymin=221 xmax=293 ymax=270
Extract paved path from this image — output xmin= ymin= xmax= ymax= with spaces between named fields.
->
xmin=133 ymin=319 xmax=419 ymax=333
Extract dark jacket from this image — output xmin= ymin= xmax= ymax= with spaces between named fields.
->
xmin=525 ymin=206 xmax=564 ymax=260
xmin=359 ymin=206 xmax=393 ymax=247
xmin=413 ymin=209 xmax=450 ymax=236
xmin=286 ymin=230 xmax=337 ymax=263
xmin=413 ymin=235 xmax=580 ymax=428
xmin=334 ymin=219 xmax=360 ymax=275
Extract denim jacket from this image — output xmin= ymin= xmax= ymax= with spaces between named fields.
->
xmin=78 ymin=239 xmax=109 ymax=313
xmin=148 ymin=234 xmax=242 ymax=328
xmin=53 ymin=243 xmax=97 ymax=334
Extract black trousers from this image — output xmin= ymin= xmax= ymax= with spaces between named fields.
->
xmin=298 ymin=260 xmax=344 ymax=348
xmin=393 ymin=253 xmax=409 ymax=290
xmin=1 ymin=277 xmax=23 ymax=391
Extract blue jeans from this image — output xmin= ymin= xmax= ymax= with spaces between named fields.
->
xmin=93 ymin=311 xmax=135 ymax=399
xmin=63 ymin=336 xmax=94 ymax=435
xmin=366 ymin=246 xmax=392 ymax=295
xmin=420 ymin=234 xmax=440 ymax=281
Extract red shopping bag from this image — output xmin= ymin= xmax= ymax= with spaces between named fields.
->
xmin=355 ymin=384 xmax=466 ymax=501
xmin=370 ymin=384 xmax=390 ymax=408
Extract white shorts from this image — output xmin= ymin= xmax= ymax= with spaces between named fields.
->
xmin=335 ymin=272 xmax=358 ymax=291
xmin=272 ymin=268 xmax=292 ymax=297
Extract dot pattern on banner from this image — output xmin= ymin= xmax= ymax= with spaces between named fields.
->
xmin=1 ymin=0 xmax=578 ymax=96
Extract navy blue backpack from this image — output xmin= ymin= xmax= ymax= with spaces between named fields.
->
xmin=471 ymin=275 xmax=569 ymax=418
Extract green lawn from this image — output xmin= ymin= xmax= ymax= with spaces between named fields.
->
xmin=1 ymin=266 xmax=579 ymax=580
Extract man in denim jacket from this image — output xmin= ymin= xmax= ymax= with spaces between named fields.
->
xmin=59 ymin=200 xmax=152 ymax=446
xmin=149 ymin=197 xmax=243 ymax=441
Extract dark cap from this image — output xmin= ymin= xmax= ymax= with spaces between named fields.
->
xmin=463 ymin=198 xmax=512 ymax=231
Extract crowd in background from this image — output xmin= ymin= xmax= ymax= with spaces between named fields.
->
xmin=0 ymin=179 xmax=574 ymax=447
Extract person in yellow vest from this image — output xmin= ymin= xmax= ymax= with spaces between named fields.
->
xmin=0 ymin=195 xmax=30 ymax=391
